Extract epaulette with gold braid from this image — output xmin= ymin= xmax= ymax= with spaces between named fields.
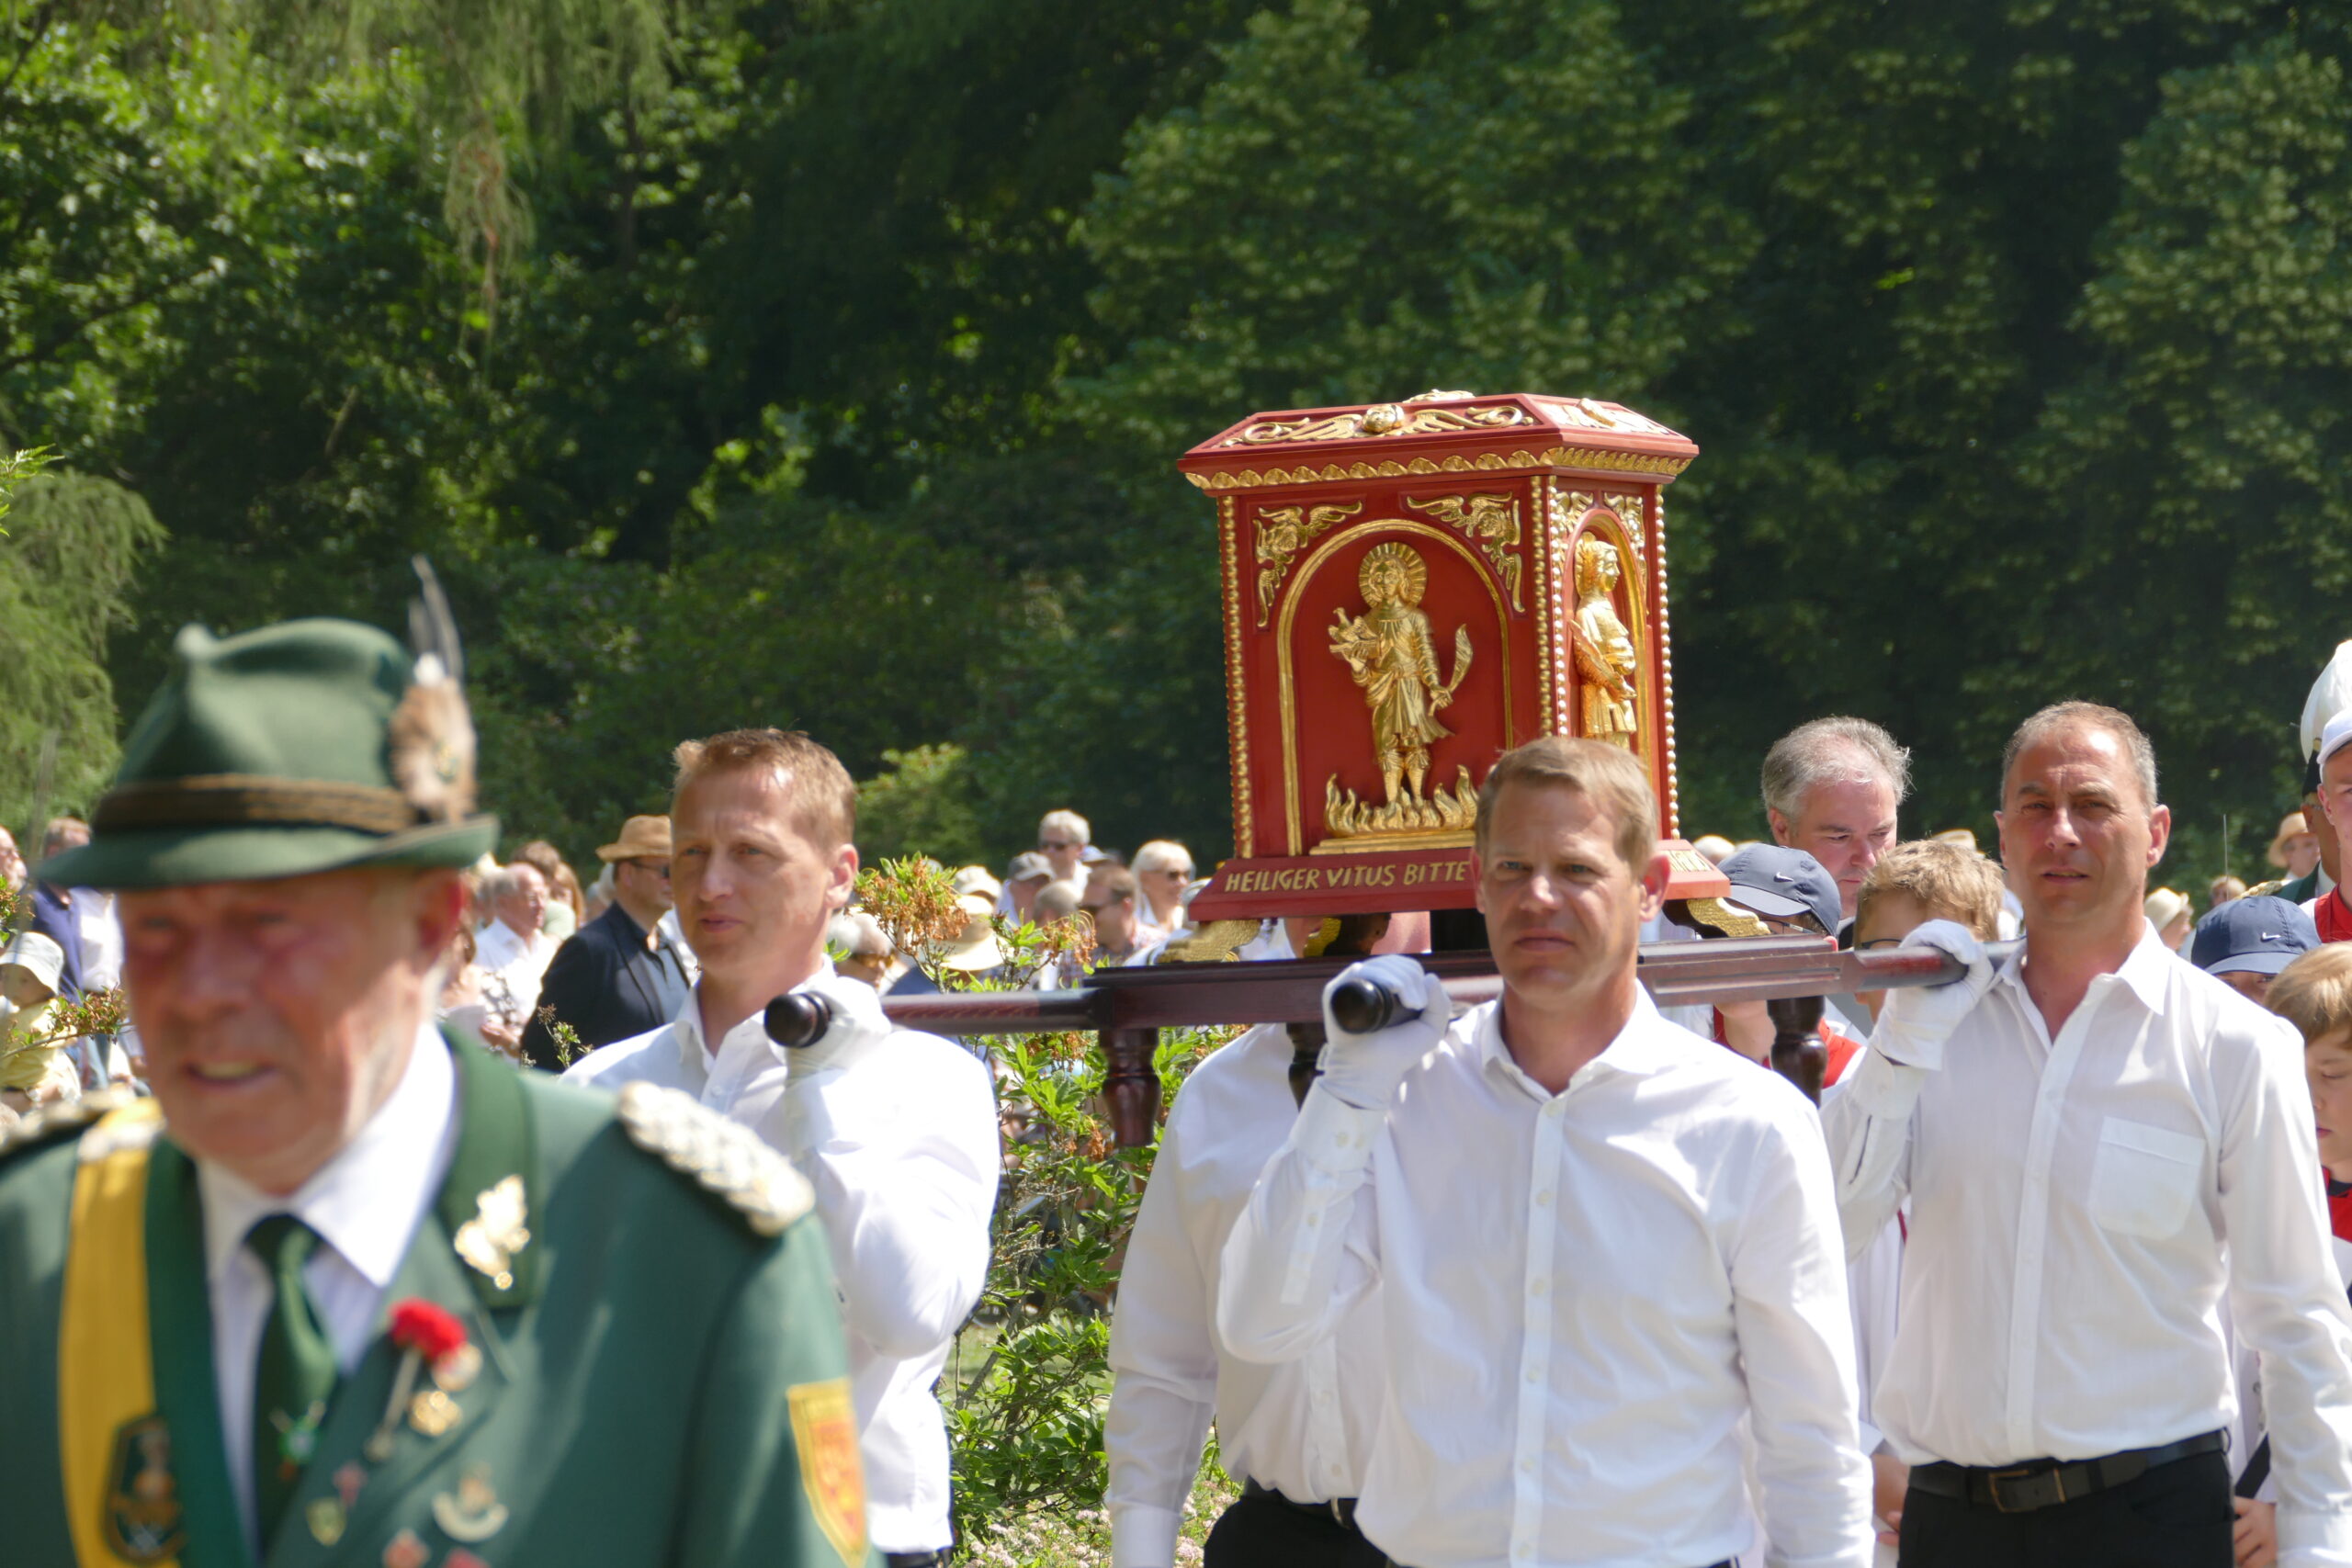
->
xmin=615 ymin=1082 xmax=814 ymax=1237
xmin=0 ymin=1088 xmax=140 ymax=1167
xmin=2244 ymin=879 xmax=2289 ymax=899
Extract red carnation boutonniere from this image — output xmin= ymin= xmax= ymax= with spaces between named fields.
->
xmin=365 ymin=1300 xmax=481 ymax=1461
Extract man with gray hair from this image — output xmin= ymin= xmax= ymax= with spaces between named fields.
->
xmin=1037 ymin=808 xmax=1094 ymax=892
xmin=1825 ymin=701 xmax=2352 ymax=1566
xmin=1760 ymin=716 xmax=1909 ymax=924
xmin=477 ymin=861 xmax=555 ymax=1042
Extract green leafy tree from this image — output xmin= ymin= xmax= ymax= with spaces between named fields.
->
xmin=0 ymin=470 xmax=164 ymax=826
xmin=1073 ymin=0 xmax=1751 ymax=455
xmin=857 ymin=745 xmax=991 ymax=868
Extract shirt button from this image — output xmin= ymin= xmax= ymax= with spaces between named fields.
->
xmin=1529 ymin=1278 xmax=1548 ymax=1297
xmin=1534 ymin=1190 xmax=1553 ymax=1208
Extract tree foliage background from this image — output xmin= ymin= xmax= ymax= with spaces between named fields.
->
xmin=3 ymin=0 xmax=2346 ymax=879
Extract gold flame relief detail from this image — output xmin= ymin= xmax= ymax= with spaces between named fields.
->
xmin=1320 ymin=542 xmax=1480 ymax=843
xmin=1252 ymin=501 xmax=1362 ymax=627
xmin=1406 ymin=492 xmax=1523 ymax=611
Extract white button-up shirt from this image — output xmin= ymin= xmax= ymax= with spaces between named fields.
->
xmin=198 ymin=1023 xmax=457 ymax=1555
xmin=566 ymin=979 xmax=1001 ymax=1553
xmin=1105 ymin=1024 xmax=1384 ymax=1566
xmin=1823 ymin=928 xmax=2352 ymax=1563
xmin=1218 ymin=992 xmax=1871 ymax=1568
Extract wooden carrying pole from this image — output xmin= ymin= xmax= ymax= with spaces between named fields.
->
xmin=879 ymin=937 xmax=1986 ymax=1146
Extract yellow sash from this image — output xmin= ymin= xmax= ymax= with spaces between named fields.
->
xmin=58 ymin=1100 xmax=177 ymax=1568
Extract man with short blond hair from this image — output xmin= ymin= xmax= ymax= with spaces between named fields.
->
xmin=569 ymin=726 xmax=999 ymax=1566
xmin=1826 ymin=701 xmax=2352 ymax=1567
xmin=1219 ymin=735 xmax=1871 ymax=1568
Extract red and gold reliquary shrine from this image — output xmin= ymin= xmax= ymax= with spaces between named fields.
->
xmin=1182 ymin=389 xmax=1718 ymax=921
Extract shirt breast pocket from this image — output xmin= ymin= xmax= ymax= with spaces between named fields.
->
xmin=2087 ymin=1117 xmax=2206 ymax=1239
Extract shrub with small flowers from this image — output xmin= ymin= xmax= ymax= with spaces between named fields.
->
xmin=854 ymin=858 xmax=1238 ymax=1561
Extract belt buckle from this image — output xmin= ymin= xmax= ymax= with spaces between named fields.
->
xmin=1987 ymin=1463 xmax=2062 ymax=1513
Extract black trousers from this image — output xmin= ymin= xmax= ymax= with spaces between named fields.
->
xmin=1898 ymin=1450 xmax=2233 ymax=1568
xmin=1204 ymin=1488 xmax=1388 ymax=1568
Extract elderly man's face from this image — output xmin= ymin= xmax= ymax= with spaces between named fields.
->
xmin=673 ymin=765 xmax=856 ymax=990
xmin=1039 ymin=829 xmax=1084 ymax=882
xmin=121 ymin=867 xmax=463 ymax=1196
xmin=1770 ymin=773 xmax=1898 ymax=919
xmin=1997 ymin=724 xmax=2169 ymax=937
xmin=493 ymin=863 xmax=548 ymax=937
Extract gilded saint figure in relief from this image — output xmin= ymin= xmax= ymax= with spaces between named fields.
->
xmin=1572 ymin=536 xmax=1639 ymax=750
xmin=1329 ymin=542 xmax=1471 ymax=807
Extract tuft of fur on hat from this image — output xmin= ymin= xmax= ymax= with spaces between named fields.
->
xmin=388 ymin=558 xmax=480 ymax=823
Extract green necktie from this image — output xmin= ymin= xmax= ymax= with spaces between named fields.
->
xmin=246 ymin=1213 xmax=339 ymax=1547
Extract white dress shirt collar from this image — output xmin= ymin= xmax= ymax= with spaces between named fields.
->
xmin=1998 ymin=919 xmax=2175 ymax=1025
xmin=673 ymin=988 xmax=777 ymax=1077
xmin=1476 ymin=986 xmax=1678 ymax=1101
xmin=198 ymin=1020 xmax=458 ymax=1292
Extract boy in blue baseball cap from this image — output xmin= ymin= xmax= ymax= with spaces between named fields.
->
xmin=2190 ymin=894 xmax=2320 ymax=1005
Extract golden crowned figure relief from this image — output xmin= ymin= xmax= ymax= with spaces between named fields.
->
xmin=1572 ymin=536 xmax=1639 ymax=750
xmin=1324 ymin=541 xmax=1480 ymax=838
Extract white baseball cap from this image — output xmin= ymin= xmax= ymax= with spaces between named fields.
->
xmin=2321 ymin=709 xmax=2352 ymax=770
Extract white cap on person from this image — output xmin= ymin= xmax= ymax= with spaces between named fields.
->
xmin=2321 ymin=709 xmax=2352 ymax=770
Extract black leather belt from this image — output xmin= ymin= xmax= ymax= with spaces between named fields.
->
xmin=1243 ymin=1477 xmax=1359 ymax=1531
xmin=1908 ymin=1430 xmax=2226 ymax=1513
xmin=882 ymin=1553 xmax=948 ymax=1567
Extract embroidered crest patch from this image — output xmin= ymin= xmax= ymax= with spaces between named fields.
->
xmin=103 ymin=1414 xmax=185 ymax=1562
xmin=786 ymin=1379 xmax=865 ymax=1567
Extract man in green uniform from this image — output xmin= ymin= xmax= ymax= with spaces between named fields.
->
xmin=0 ymin=615 xmax=874 ymax=1568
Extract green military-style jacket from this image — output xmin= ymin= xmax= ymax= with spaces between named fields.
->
xmin=0 ymin=1034 xmax=876 ymax=1568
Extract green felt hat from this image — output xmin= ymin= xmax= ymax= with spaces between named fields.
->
xmin=40 ymin=617 xmax=499 ymax=890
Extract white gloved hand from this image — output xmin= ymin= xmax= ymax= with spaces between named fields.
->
xmin=1315 ymin=953 xmax=1453 ymax=1111
xmin=1870 ymin=919 xmax=1993 ymax=1072
xmin=776 ymin=969 xmax=897 ymax=1079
